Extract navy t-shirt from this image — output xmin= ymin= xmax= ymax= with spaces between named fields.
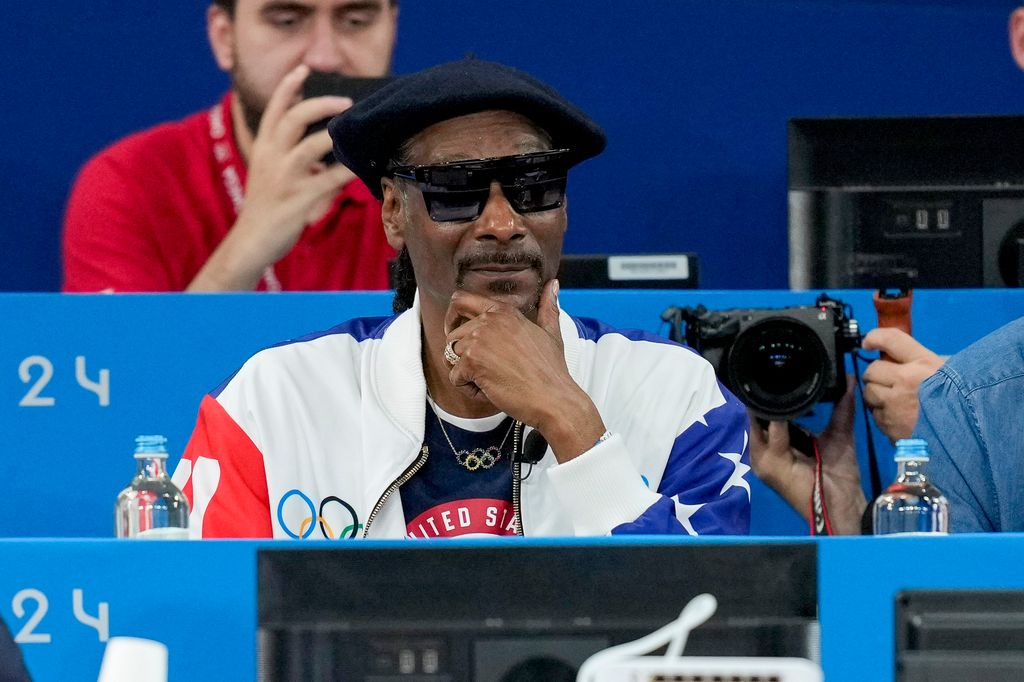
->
xmin=400 ymin=400 xmax=517 ymax=538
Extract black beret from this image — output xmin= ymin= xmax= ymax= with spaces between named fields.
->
xmin=328 ymin=59 xmax=606 ymax=200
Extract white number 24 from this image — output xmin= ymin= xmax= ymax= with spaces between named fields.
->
xmin=17 ymin=355 xmax=110 ymax=407
xmin=11 ymin=588 xmax=109 ymax=643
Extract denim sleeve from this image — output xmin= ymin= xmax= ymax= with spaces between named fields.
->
xmin=913 ymin=369 xmax=997 ymax=532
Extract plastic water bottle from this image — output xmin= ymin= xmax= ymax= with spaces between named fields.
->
xmin=872 ymin=438 xmax=949 ymax=535
xmin=115 ymin=435 xmax=190 ymax=539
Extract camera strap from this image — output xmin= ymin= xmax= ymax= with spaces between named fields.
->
xmin=208 ymin=99 xmax=282 ymax=293
xmin=809 ymin=437 xmax=834 ymax=536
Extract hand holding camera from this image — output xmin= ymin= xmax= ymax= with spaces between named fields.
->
xmin=748 ymin=379 xmax=867 ymax=535
xmin=665 ymin=295 xmax=865 ymax=534
xmin=861 ymin=328 xmax=944 ymax=443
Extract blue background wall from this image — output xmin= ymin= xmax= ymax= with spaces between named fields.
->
xmin=2 ymin=0 xmax=1023 ymax=291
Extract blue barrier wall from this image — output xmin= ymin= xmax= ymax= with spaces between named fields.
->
xmin=2 ymin=1 xmax=1023 ymax=291
xmin=3 ymin=289 xmax=1022 ymax=539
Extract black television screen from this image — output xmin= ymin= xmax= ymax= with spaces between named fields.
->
xmin=257 ymin=540 xmax=817 ymax=681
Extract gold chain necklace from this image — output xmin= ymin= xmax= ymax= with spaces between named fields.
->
xmin=431 ymin=404 xmax=517 ymax=472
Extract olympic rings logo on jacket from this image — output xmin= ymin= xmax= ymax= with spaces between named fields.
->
xmin=276 ymin=489 xmax=362 ymax=539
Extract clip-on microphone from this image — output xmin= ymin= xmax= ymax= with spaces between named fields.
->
xmin=518 ymin=429 xmax=548 ymax=465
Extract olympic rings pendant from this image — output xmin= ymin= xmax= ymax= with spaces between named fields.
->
xmin=457 ymin=446 xmax=502 ymax=471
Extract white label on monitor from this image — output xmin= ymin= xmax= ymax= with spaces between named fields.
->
xmin=607 ymin=255 xmax=690 ymax=280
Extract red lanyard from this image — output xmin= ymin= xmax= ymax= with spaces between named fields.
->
xmin=208 ymin=101 xmax=282 ymax=292
xmin=809 ymin=436 xmax=834 ymax=536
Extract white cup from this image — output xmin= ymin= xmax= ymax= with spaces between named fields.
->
xmin=97 ymin=636 xmax=168 ymax=682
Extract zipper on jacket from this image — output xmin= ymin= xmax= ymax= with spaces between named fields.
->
xmin=512 ymin=421 xmax=524 ymax=536
xmin=362 ymin=445 xmax=429 ymax=538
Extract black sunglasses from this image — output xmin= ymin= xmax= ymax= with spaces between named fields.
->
xmin=389 ymin=149 xmax=571 ymax=222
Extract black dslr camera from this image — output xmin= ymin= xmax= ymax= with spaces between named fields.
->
xmin=664 ymin=294 xmax=861 ymax=421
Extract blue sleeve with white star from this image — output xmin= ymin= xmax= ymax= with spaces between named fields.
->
xmin=610 ymin=387 xmax=751 ymax=535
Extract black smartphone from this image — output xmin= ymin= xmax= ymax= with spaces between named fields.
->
xmin=302 ymin=71 xmax=395 ymax=103
xmin=302 ymin=72 xmax=395 ymax=163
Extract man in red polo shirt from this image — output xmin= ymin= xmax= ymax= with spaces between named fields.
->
xmin=62 ymin=0 xmax=399 ymax=292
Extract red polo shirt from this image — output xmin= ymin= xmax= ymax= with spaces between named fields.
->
xmin=63 ymin=92 xmax=394 ymax=292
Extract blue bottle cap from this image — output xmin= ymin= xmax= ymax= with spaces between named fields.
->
xmin=894 ymin=437 xmax=929 ymax=462
xmin=134 ymin=434 xmax=169 ymax=457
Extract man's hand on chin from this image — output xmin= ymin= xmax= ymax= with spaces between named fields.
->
xmin=442 ymin=279 xmax=605 ymax=461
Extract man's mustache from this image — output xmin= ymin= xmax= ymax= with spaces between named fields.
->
xmin=456 ymin=251 xmax=544 ymax=280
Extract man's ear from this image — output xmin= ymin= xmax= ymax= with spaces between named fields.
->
xmin=1011 ymin=7 xmax=1024 ymax=71
xmin=207 ymin=4 xmax=236 ymax=72
xmin=380 ymin=178 xmax=407 ymax=251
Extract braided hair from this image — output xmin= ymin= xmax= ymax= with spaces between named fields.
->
xmin=391 ymin=246 xmax=416 ymax=313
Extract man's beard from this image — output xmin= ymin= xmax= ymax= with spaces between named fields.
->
xmin=231 ymin=61 xmax=267 ymax=138
xmin=455 ymin=251 xmax=546 ymax=315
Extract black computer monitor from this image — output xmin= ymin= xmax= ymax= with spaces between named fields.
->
xmin=788 ymin=115 xmax=1024 ymax=289
xmin=556 ymin=254 xmax=699 ymax=289
xmin=896 ymin=589 xmax=1024 ymax=682
xmin=257 ymin=540 xmax=817 ymax=681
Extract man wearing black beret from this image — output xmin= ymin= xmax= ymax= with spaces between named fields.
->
xmin=177 ymin=59 xmax=751 ymax=539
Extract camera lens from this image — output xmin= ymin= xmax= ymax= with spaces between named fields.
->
xmin=725 ymin=317 xmax=830 ymax=420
